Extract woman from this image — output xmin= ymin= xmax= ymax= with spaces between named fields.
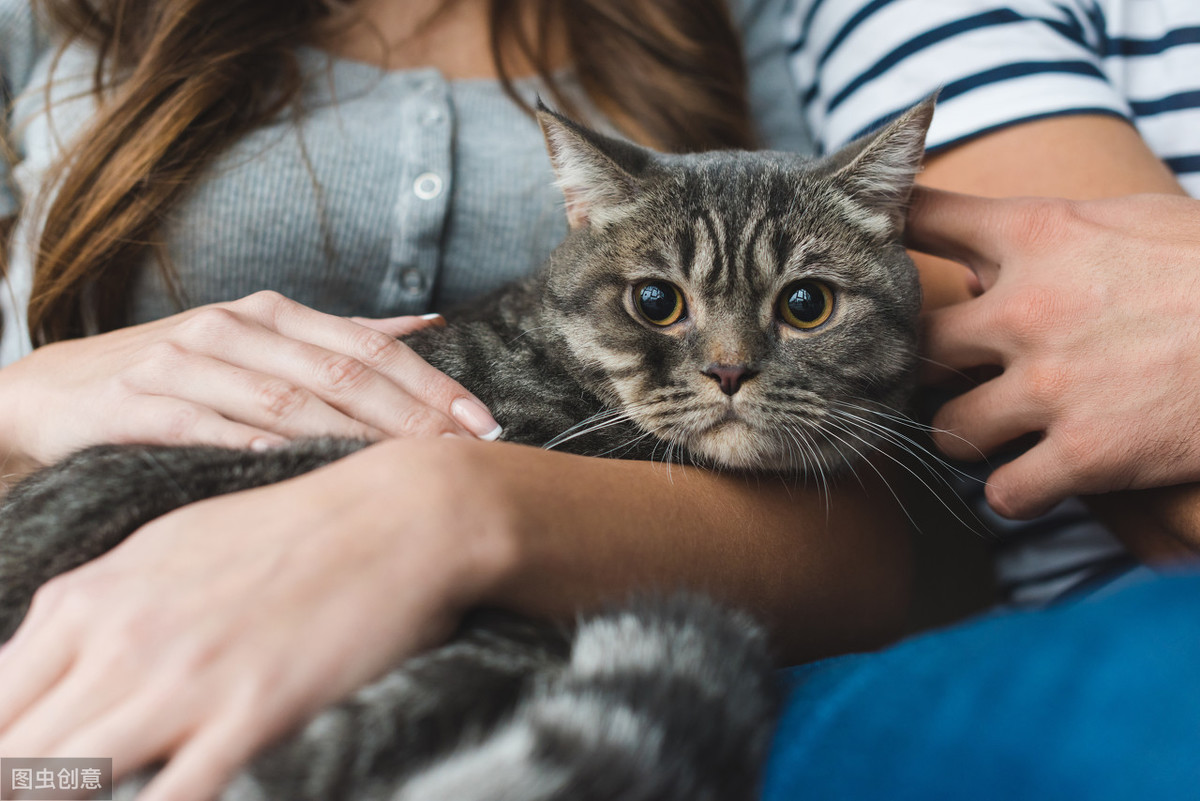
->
xmin=0 ymin=2 xmax=914 ymax=799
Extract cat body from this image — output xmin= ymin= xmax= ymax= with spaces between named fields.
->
xmin=0 ymin=99 xmax=934 ymax=800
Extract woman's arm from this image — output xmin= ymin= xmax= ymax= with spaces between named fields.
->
xmin=471 ymin=441 xmax=913 ymax=661
xmin=0 ymin=434 xmax=912 ymax=801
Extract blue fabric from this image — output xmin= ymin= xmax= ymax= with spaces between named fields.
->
xmin=763 ymin=570 xmax=1200 ymax=800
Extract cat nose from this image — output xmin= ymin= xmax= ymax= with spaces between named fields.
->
xmin=703 ymin=363 xmax=757 ymax=396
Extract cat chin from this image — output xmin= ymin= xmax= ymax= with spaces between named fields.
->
xmin=683 ymin=420 xmax=868 ymax=475
xmin=685 ymin=422 xmax=790 ymax=472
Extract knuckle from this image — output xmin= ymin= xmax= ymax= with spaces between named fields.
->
xmin=140 ymin=340 xmax=189 ymax=366
xmin=993 ymin=286 xmax=1065 ymax=338
xmin=104 ymin=609 xmax=165 ymax=656
xmin=256 ymin=381 xmax=307 ymax=422
xmin=1005 ymin=198 xmax=1081 ymax=250
xmin=162 ymin=404 xmax=204 ymax=440
xmin=180 ymin=307 xmax=241 ymax=341
xmin=27 ymin=577 xmax=70 ymax=619
xmin=391 ymin=405 xmax=450 ymax=438
xmin=1020 ymin=363 xmax=1073 ymax=409
xmin=351 ymin=328 xmax=401 ymax=366
xmin=238 ymin=290 xmax=290 ymax=315
xmin=30 ymin=573 xmax=99 ymax=625
xmin=1051 ymin=428 xmax=1096 ymax=480
xmin=317 ymin=354 xmax=370 ymax=394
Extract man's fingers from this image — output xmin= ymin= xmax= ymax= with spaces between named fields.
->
xmin=930 ymin=376 xmax=1043 ymax=461
xmin=906 ymin=187 xmax=1006 ymax=288
xmin=921 ymin=297 xmax=1009 ymax=372
xmin=985 ymin=437 xmax=1082 ymax=520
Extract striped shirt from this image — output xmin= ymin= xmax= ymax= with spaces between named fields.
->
xmin=785 ymin=0 xmax=1200 ymax=606
xmin=785 ymin=0 xmax=1200 ymax=195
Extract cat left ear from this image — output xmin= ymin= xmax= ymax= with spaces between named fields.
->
xmin=828 ymin=94 xmax=937 ymax=236
xmin=537 ymin=100 xmax=652 ymax=230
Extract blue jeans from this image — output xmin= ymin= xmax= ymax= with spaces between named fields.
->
xmin=762 ymin=570 xmax=1200 ymax=800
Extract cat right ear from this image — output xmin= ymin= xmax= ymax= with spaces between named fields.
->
xmin=537 ymin=101 xmax=651 ymax=230
xmin=826 ymin=93 xmax=937 ymax=236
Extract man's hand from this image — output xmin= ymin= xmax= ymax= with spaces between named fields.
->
xmin=909 ymin=187 xmax=1200 ymax=519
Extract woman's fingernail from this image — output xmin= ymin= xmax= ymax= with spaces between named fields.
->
xmin=451 ymin=398 xmax=503 ymax=441
xmin=250 ymin=437 xmax=287 ymax=452
xmin=421 ymin=313 xmax=446 ymax=326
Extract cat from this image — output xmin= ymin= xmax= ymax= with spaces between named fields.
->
xmin=0 ymin=97 xmax=933 ymax=800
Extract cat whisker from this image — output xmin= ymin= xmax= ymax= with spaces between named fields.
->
xmin=541 ymin=400 xmax=662 ymax=452
xmin=810 ymin=424 xmax=866 ymax=491
xmin=822 ymin=417 xmax=992 ymax=539
xmin=781 ymin=422 xmax=831 ymax=520
xmin=505 ymin=325 xmax=557 ymax=346
xmin=595 ymin=429 xmax=657 ymax=460
xmin=542 ymin=407 xmax=630 ymax=449
xmin=810 ymin=422 xmax=926 ymax=535
xmin=830 ymin=403 xmax=987 ymax=486
xmin=833 ymin=416 xmax=967 ymax=493
xmin=916 ymin=354 xmax=979 ymax=384
xmin=834 ymin=398 xmax=988 ymax=463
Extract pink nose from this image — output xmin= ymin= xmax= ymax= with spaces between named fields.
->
xmin=703 ymin=364 xmax=757 ymax=396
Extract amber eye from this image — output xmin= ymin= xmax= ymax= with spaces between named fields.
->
xmin=778 ymin=280 xmax=834 ymax=330
xmin=634 ymin=280 xmax=686 ymax=326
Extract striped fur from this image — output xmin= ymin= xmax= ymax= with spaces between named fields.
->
xmin=0 ymin=100 xmax=933 ymax=800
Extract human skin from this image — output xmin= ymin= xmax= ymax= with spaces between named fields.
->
xmin=911 ymin=189 xmax=1200 ymax=520
xmin=0 ymin=295 xmax=499 ymax=493
xmin=914 ymin=113 xmax=1200 ymax=560
xmin=0 ymin=4 xmax=915 ymax=800
xmin=0 ymin=435 xmax=911 ymax=801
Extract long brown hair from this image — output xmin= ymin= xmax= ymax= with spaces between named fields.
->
xmin=27 ymin=0 xmax=753 ymax=345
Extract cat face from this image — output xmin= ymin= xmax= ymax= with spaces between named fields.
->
xmin=538 ymin=100 xmax=932 ymax=472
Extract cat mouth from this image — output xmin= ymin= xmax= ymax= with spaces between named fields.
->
xmin=694 ymin=403 xmax=749 ymax=434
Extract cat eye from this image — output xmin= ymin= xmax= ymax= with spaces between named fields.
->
xmin=778 ymin=280 xmax=834 ymax=330
xmin=633 ymin=280 xmax=686 ymax=326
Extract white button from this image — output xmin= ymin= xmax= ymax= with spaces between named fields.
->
xmin=401 ymin=269 xmax=426 ymax=296
xmin=422 ymin=107 xmax=444 ymax=125
xmin=413 ymin=172 xmax=443 ymax=200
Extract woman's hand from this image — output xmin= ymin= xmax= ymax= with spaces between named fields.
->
xmin=0 ymin=438 xmax=516 ymax=801
xmin=909 ymin=188 xmax=1200 ymax=519
xmin=0 ymin=290 xmax=501 ymax=475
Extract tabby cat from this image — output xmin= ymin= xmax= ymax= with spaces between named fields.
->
xmin=0 ymin=98 xmax=933 ymax=800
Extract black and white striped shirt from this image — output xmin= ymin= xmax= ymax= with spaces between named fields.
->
xmin=786 ymin=0 xmax=1200 ymax=194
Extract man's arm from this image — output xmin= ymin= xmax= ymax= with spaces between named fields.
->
xmin=908 ymin=144 xmax=1200 ymax=558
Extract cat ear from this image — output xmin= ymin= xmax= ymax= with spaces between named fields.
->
xmin=826 ymin=94 xmax=937 ymax=236
xmin=537 ymin=101 xmax=653 ymax=230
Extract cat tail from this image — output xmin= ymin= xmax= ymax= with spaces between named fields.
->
xmin=392 ymin=595 xmax=779 ymax=801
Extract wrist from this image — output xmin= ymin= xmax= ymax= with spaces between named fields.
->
xmin=357 ymin=436 xmax=526 ymax=609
